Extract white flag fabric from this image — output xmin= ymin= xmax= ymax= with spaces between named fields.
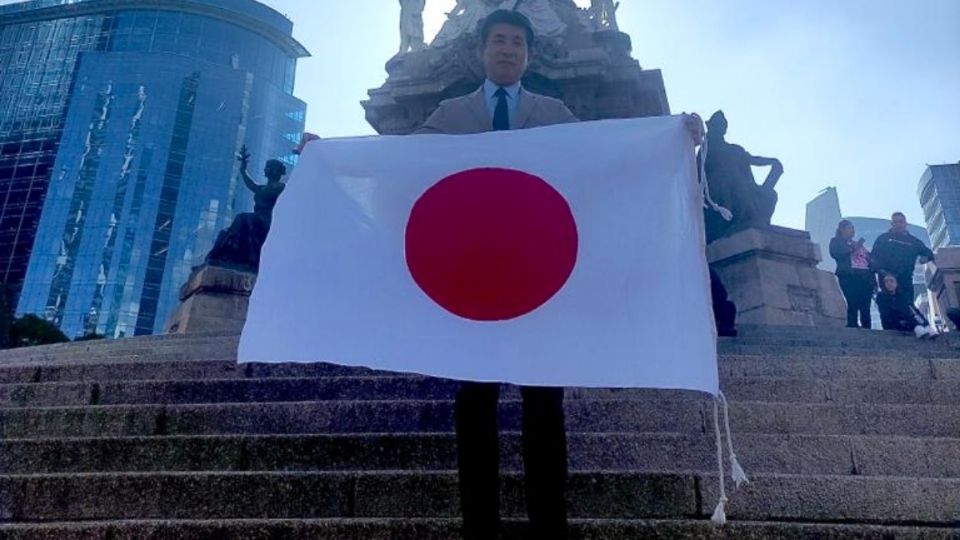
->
xmin=239 ymin=116 xmax=718 ymax=394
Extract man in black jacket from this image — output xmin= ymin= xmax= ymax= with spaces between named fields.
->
xmin=871 ymin=212 xmax=934 ymax=303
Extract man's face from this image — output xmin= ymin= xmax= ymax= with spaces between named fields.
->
xmin=891 ymin=215 xmax=908 ymax=233
xmin=480 ymin=23 xmax=529 ymax=86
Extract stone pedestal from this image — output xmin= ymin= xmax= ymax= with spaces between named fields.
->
xmin=707 ymin=226 xmax=846 ymax=327
xmin=926 ymin=246 xmax=960 ymax=327
xmin=164 ymin=264 xmax=256 ymax=335
xmin=363 ymin=11 xmax=670 ymax=135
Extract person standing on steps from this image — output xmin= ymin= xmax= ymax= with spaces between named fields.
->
xmin=829 ymin=220 xmax=874 ymax=329
xmin=871 ymin=212 xmax=934 ymax=305
xmin=414 ymin=9 xmax=705 ymax=539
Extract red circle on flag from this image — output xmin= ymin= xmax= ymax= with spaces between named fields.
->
xmin=405 ymin=167 xmax=579 ymax=322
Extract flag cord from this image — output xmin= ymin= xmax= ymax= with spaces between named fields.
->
xmin=711 ymin=392 xmax=751 ymax=526
xmin=720 ymin=391 xmax=750 ymax=488
xmin=710 ymin=397 xmax=728 ymax=525
xmin=699 ymin=135 xmax=733 ymax=222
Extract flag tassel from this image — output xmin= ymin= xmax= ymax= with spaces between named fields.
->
xmin=711 ymin=398 xmax=728 ymax=526
xmin=720 ymin=391 xmax=750 ymax=487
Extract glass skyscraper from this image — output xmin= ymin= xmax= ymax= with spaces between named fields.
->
xmin=2 ymin=0 xmax=308 ymax=338
xmin=919 ymin=162 xmax=960 ymax=252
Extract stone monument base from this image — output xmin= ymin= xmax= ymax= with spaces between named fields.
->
xmin=707 ymin=226 xmax=846 ymax=327
xmin=165 ymin=264 xmax=256 ymax=335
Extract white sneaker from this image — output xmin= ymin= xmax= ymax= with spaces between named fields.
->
xmin=914 ymin=326 xmax=929 ymax=339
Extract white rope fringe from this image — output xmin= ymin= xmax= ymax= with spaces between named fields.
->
xmin=719 ymin=391 xmax=750 ymax=488
xmin=711 ymin=398 xmax=728 ymax=526
xmin=698 ymin=134 xmax=733 ymax=222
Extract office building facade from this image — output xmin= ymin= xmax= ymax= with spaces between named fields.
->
xmin=2 ymin=0 xmax=307 ymax=337
xmin=919 ymin=162 xmax=960 ymax=252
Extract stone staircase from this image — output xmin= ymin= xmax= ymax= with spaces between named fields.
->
xmin=0 ymin=326 xmax=957 ymax=539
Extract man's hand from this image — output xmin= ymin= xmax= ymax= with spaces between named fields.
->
xmin=681 ymin=112 xmax=705 ymax=147
xmin=294 ymin=132 xmax=321 ymax=155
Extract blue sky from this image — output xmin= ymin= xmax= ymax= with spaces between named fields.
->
xmin=4 ymin=0 xmax=957 ymax=230
xmin=263 ymin=0 xmax=959 ymax=231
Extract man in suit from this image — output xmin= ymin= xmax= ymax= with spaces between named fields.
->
xmin=417 ymin=11 xmax=575 ymax=136
xmin=415 ymin=9 xmax=704 ymax=540
xmin=416 ymin=11 xmax=575 ymax=539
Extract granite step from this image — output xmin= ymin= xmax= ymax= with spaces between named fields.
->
xmin=716 ymin=343 xmax=957 ymax=358
xmin=0 ymin=518 xmax=960 ymax=540
xmin=2 ymin=400 xmax=958 ymax=439
xmin=734 ymin=324 xmax=954 ymax=338
xmin=0 ymin=518 xmax=956 ymax=540
xmin=0 ymin=334 xmax=240 ymax=363
xmin=0 ymin=353 xmax=957 ymax=385
xmin=0 ymin=471 xmax=956 ymax=524
xmin=723 ymin=327 xmax=959 ymax=343
xmin=3 ymin=432 xmax=957 ymax=478
xmin=720 ymin=355 xmax=960 ymax=380
xmin=720 ymin=337 xmax=959 ymax=352
xmin=1 ymin=329 xmax=954 ymax=367
xmin=1 ymin=375 xmax=959 ymax=408
xmin=5 ymin=340 xmax=951 ymax=367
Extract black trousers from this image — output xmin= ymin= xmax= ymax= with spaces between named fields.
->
xmin=838 ymin=271 xmax=874 ymax=328
xmin=897 ymin=272 xmax=916 ymax=304
xmin=886 ymin=305 xmax=929 ymax=331
xmin=455 ymin=382 xmax=568 ymax=540
xmin=710 ymin=268 xmax=737 ymax=336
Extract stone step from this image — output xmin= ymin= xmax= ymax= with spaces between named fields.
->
xmin=2 ymin=399 xmax=958 ymax=439
xmin=4 ymin=433 xmax=957 ymax=478
xmin=0 ymin=334 xmax=239 ymax=363
xmin=1 ymin=375 xmax=959 ymax=408
xmin=0 ymin=471 xmax=956 ymax=524
xmin=6 ymin=340 xmax=952 ymax=368
xmin=721 ymin=355 xmax=960 ymax=380
xmin=735 ymin=324 xmax=954 ymax=339
xmin=721 ymin=335 xmax=959 ymax=351
xmin=1 ymin=354 xmax=957 ymax=385
xmin=0 ymin=518 xmax=956 ymax=540
xmin=717 ymin=343 xmax=957 ymax=358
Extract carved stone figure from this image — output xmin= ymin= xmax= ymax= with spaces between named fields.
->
xmin=399 ymin=0 xmax=427 ymax=54
xmin=432 ymin=0 xmax=567 ymax=48
xmin=591 ymin=0 xmax=619 ymax=31
xmin=702 ymin=110 xmax=783 ymax=243
xmin=517 ymin=0 xmax=567 ymax=36
xmin=205 ymin=146 xmax=287 ymax=273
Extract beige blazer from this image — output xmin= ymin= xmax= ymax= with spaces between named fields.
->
xmin=415 ymin=87 xmax=578 ymax=135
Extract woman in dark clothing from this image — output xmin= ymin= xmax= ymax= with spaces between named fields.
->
xmin=829 ymin=220 xmax=874 ymax=328
xmin=876 ymin=274 xmax=936 ymax=338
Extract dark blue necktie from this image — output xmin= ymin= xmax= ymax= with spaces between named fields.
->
xmin=493 ymin=87 xmax=509 ymax=131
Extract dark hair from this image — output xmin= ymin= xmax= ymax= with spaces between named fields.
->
xmin=835 ymin=219 xmax=853 ymax=238
xmin=892 ymin=211 xmax=906 ymax=220
xmin=266 ymin=159 xmax=287 ymax=176
xmin=480 ymin=9 xmax=535 ymax=47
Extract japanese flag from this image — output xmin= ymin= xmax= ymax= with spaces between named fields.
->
xmin=239 ymin=116 xmax=718 ymax=393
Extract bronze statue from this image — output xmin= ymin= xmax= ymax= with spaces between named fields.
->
xmin=702 ymin=110 xmax=783 ymax=243
xmin=205 ymin=147 xmax=287 ymax=272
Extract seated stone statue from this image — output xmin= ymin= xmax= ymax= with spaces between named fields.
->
xmin=702 ymin=110 xmax=783 ymax=243
xmin=205 ymin=146 xmax=287 ymax=273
